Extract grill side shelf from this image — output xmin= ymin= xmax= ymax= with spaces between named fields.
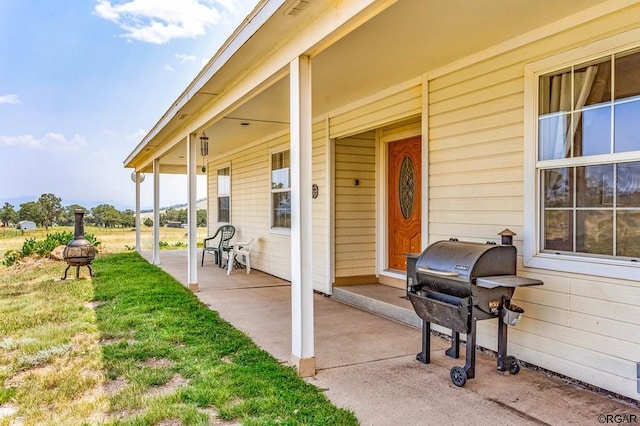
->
xmin=476 ymin=275 xmax=543 ymax=289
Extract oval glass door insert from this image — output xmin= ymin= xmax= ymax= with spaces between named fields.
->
xmin=399 ymin=155 xmax=416 ymax=219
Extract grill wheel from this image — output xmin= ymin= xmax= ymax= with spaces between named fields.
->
xmin=507 ymin=355 xmax=520 ymax=375
xmin=450 ymin=366 xmax=467 ymax=387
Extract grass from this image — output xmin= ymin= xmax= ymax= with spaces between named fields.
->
xmin=0 ymin=253 xmax=358 ymax=425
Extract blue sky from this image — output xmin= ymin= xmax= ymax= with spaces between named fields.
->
xmin=0 ymin=0 xmax=258 ymax=210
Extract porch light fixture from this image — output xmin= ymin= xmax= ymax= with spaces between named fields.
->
xmin=199 ymin=131 xmax=209 ymax=173
xmin=130 ymin=171 xmax=145 ymax=183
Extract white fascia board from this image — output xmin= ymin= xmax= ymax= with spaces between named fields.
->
xmin=123 ymin=0 xmax=285 ymax=168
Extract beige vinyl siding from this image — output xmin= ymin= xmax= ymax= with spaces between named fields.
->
xmin=208 ymin=133 xmax=292 ymax=281
xmin=329 ymin=83 xmax=421 ymax=139
xmin=334 ymin=131 xmax=376 ymax=277
xmin=206 ymin=125 xmax=329 ymax=291
xmin=312 ymin=119 xmax=329 ymax=292
xmin=427 ymin=4 xmax=640 ymax=399
xmin=380 ymin=115 xmax=421 ymax=143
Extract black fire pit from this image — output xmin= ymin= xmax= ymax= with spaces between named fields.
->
xmin=62 ymin=209 xmax=96 ymax=280
xmin=405 ymin=231 xmax=543 ymax=387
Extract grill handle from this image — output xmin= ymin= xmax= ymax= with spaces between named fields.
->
xmin=416 ymin=267 xmax=459 ymax=277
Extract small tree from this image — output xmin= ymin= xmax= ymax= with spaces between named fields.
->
xmin=0 ymin=202 xmax=17 ymax=227
xmin=18 ymin=201 xmax=43 ymax=225
xmin=60 ymin=204 xmax=87 ymax=226
xmin=38 ymin=193 xmax=63 ymax=232
xmin=121 ymin=209 xmax=135 ymax=227
xmin=197 ymin=209 xmax=207 ymax=227
xmin=143 ymin=217 xmax=153 ymax=227
xmin=91 ymin=204 xmax=121 ymax=227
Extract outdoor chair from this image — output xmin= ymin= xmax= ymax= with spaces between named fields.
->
xmin=201 ymin=225 xmax=235 ymax=267
xmin=227 ymin=238 xmax=254 ymax=275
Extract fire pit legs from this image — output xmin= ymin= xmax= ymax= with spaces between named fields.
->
xmin=62 ymin=265 xmax=71 ymax=280
xmin=61 ymin=264 xmax=93 ymax=280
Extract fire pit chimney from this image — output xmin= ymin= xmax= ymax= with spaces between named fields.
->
xmin=62 ymin=209 xmax=96 ymax=280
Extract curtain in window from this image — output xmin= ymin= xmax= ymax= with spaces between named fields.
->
xmin=545 ymin=66 xmax=599 ymax=158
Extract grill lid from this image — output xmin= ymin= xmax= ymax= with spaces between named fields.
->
xmin=416 ymin=240 xmax=516 ymax=283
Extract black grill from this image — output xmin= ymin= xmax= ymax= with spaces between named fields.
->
xmin=406 ymin=234 xmax=543 ymax=387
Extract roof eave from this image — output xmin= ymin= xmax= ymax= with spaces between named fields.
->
xmin=123 ymin=0 xmax=286 ymax=169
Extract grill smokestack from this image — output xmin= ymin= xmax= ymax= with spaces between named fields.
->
xmin=498 ymin=228 xmax=516 ymax=246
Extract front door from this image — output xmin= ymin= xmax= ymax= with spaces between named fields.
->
xmin=388 ymin=137 xmax=421 ymax=271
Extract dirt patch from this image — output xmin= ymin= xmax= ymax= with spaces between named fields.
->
xmin=103 ymin=377 xmax=128 ymax=396
xmin=5 ymin=365 xmax=55 ymax=388
xmin=140 ymin=358 xmax=174 ymax=369
xmin=84 ymin=301 xmax=103 ymax=309
xmin=156 ymin=419 xmax=181 ymax=426
xmin=110 ymin=408 xmax=145 ymax=421
xmin=11 ymin=257 xmax=57 ymax=272
xmin=144 ymin=374 xmax=189 ymax=398
xmin=221 ymin=356 xmax=233 ymax=364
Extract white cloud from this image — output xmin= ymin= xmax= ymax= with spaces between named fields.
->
xmin=0 ymin=133 xmax=87 ymax=151
xmin=175 ymin=53 xmax=196 ymax=64
xmin=0 ymin=94 xmax=21 ymax=105
xmin=164 ymin=64 xmax=175 ymax=72
xmin=94 ymin=0 xmax=242 ymax=44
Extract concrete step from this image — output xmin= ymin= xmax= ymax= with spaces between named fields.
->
xmin=332 ymin=284 xmax=421 ymax=329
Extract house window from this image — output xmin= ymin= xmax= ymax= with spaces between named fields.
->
xmin=217 ymin=167 xmax=230 ymax=223
xmin=271 ymin=150 xmax=291 ymax=228
xmin=535 ymin=48 xmax=640 ymax=261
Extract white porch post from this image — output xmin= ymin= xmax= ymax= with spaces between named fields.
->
xmin=290 ymin=55 xmax=315 ymax=376
xmin=152 ymin=158 xmax=161 ymax=265
xmin=187 ymin=134 xmax=199 ymax=292
xmin=135 ymin=172 xmax=142 ymax=252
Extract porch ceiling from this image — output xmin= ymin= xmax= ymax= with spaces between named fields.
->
xmin=139 ymin=0 xmax=608 ymax=173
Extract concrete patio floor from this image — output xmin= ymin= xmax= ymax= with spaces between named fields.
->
xmin=142 ymin=250 xmax=639 ymax=425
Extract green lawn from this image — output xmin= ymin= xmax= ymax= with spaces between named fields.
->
xmin=0 ymin=253 xmax=358 ymax=425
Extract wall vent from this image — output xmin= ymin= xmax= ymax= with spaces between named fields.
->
xmin=284 ymin=0 xmax=310 ymax=16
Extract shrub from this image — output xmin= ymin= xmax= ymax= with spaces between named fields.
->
xmin=1 ymin=231 xmax=101 ymax=267
xmin=2 ymin=250 xmax=20 ymax=267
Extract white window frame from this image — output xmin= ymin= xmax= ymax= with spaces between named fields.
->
xmin=216 ymin=163 xmax=231 ymax=224
xmin=524 ymin=29 xmax=640 ymax=281
xmin=270 ymin=148 xmax=291 ymax=234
